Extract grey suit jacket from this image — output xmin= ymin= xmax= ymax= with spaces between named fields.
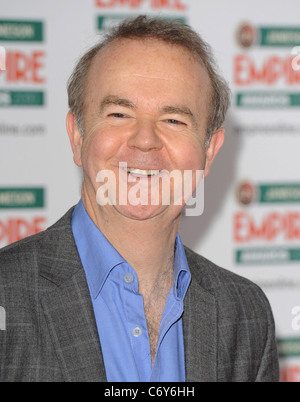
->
xmin=0 ymin=207 xmax=279 ymax=382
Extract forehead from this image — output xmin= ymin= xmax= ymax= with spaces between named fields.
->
xmin=86 ymin=38 xmax=211 ymax=107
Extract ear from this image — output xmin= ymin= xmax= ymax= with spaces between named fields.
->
xmin=204 ymin=128 xmax=225 ymax=178
xmin=66 ymin=111 xmax=83 ymax=167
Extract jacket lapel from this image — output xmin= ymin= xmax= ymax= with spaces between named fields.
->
xmin=183 ymin=275 xmax=217 ymax=382
xmin=38 ymin=207 xmax=106 ymax=382
xmin=40 ymin=267 xmax=106 ymax=382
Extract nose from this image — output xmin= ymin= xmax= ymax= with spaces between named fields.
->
xmin=127 ymin=120 xmax=163 ymax=152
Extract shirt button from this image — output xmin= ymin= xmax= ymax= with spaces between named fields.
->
xmin=132 ymin=327 xmax=142 ymax=337
xmin=124 ymin=273 xmax=133 ymax=284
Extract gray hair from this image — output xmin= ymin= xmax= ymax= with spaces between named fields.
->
xmin=67 ymin=15 xmax=231 ymax=143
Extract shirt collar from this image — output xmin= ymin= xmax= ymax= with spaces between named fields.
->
xmin=72 ymin=200 xmax=191 ymax=301
xmin=173 ymin=233 xmax=191 ymax=300
xmin=72 ymin=200 xmax=125 ymax=299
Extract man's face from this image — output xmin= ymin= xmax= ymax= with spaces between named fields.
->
xmin=69 ymin=39 xmax=221 ymax=222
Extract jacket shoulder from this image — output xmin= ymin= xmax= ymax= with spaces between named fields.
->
xmin=0 ymin=207 xmax=78 ymax=382
xmin=0 ymin=207 xmax=77 ymax=282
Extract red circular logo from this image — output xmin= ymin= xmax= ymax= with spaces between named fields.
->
xmin=236 ymin=23 xmax=256 ymax=48
xmin=236 ymin=181 xmax=256 ymax=205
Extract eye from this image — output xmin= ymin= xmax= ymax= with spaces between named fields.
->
xmin=166 ymin=119 xmax=186 ymax=126
xmin=109 ymin=113 xmax=127 ymax=118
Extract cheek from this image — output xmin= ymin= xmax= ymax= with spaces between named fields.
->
xmin=171 ymin=140 xmax=206 ymax=172
xmin=81 ymin=129 xmax=121 ymax=172
xmin=176 ymin=145 xmax=206 ymax=202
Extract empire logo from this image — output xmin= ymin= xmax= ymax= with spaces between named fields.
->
xmin=0 ymin=216 xmax=46 ymax=246
xmin=0 ymin=50 xmax=45 ymax=83
xmin=0 ymin=21 xmax=45 ymax=106
xmin=234 ymin=23 xmax=300 ymax=108
xmin=234 ymin=54 xmax=300 ymax=86
xmin=234 ymin=211 xmax=300 ymax=243
xmin=95 ymin=0 xmax=187 ymax=9
xmin=234 ymin=182 xmax=300 ymax=263
xmin=0 ymin=51 xmax=46 ymax=106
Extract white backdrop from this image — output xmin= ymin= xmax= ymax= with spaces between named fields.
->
xmin=1 ymin=0 xmax=300 ymax=381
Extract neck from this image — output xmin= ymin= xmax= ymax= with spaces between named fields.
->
xmin=82 ymin=188 xmax=180 ymax=293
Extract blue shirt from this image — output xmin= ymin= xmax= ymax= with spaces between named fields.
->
xmin=71 ymin=200 xmax=191 ymax=382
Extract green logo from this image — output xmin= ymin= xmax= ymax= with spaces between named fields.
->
xmin=236 ymin=92 xmax=300 ymax=108
xmin=236 ymin=247 xmax=300 ymax=265
xmin=237 ymin=24 xmax=300 ymax=48
xmin=0 ymin=20 xmax=43 ymax=42
xmin=0 ymin=90 xmax=44 ymax=106
xmin=260 ymin=27 xmax=300 ymax=47
xmin=237 ymin=182 xmax=300 ymax=205
xmin=259 ymin=184 xmax=300 ymax=204
xmin=0 ymin=188 xmax=45 ymax=208
xmin=278 ymin=339 xmax=300 ymax=358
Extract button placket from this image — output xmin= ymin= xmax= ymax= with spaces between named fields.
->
xmin=121 ymin=264 xmax=152 ymax=379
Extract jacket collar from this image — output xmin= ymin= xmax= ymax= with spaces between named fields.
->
xmin=183 ymin=246 xmax=218 ymax=382
xmin=40 ymin=267 xmax=107 ymax=382
xmin=183 ymin=273 xmax=217 ymax=382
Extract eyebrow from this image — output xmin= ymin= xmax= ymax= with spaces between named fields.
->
xmin=99 ymin=96 xmax=136 ymax=113
xmin=160 ymin=105 xmax=194 ymax=119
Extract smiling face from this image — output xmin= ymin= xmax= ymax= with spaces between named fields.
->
xmin=67 ymin=38 xmax=224 ymax=223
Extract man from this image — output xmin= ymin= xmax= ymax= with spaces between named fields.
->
xmin=0 ymin=16 xmax=279 ymax=382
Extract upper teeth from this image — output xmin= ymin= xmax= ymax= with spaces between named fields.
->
xmin=126 ymin=168 xmax=160 ymax=176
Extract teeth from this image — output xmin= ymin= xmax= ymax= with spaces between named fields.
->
xmin=126 ymin=168 xmax=160 ymax=176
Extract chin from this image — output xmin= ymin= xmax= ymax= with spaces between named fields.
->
xmin=113 ymin=203 xmax=183 ymax=222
